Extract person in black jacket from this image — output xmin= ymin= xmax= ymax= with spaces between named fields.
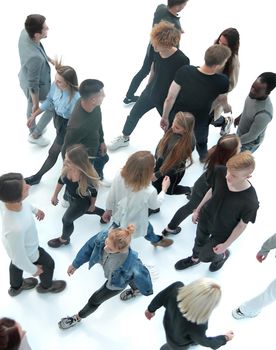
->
xmin=145 ymin=278 xmax=234 ymax=349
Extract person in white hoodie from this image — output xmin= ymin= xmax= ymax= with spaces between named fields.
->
xmin=0 ymin=172 xmax=66 ymax=297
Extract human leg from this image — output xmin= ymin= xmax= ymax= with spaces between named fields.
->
xmin=8 ymin=262 xmax=38 ymax=296
xmin=92 ymin=152 xmax=109 ymax=180
xmin=145 ymin=222 xmax=173 ymax=247
xmin=194 ymin=124 xmax=209 ymax=161
xmin=124 ymin=44 xmax=154 ymax=101
xmin=33 ymin=109 xmax=54 ymax=137
xmin=234 ymin=279 xmax=276 ymax=318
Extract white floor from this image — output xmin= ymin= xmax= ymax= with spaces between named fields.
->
xmin=0 ymin=0 xmax=276 ymax=349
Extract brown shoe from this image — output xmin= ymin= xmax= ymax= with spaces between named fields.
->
xmin=151 ymin=237 xmax=173 ymax=248
xmin=8 ymin=277 xmax=38 ymax=297
xmin=36 ymin=280 xmax=66 ymax=294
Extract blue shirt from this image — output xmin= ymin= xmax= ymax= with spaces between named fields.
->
xmin=40 ymin=82 xmax=80 ymax=119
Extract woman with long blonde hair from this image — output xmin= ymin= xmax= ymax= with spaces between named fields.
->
xmin=145 ymin=278 xmax=234 ymax=349
xmin=153 ymin=111 xmax=194 ymax=195
xmin=48 ymin=144 xmax=104 ymax=248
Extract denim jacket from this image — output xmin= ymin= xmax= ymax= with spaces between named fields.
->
xmin=72 ymin=229 xmax=153 ymax=295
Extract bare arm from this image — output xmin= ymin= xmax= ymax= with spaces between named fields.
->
xmin=51 ymin=183 xmax=64 ymax=205
xmin=213 ymin=219 xmax=247 ymax=254
xmin=192 ymin=188 xmax=212 ymax=223
xmin=160 ymin=82 xmax=181 ymax=131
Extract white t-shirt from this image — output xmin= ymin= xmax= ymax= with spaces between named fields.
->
xmin=1 ymin=201 xmax=40 ymax=275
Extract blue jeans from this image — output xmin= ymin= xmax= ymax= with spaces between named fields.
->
xmin=241 ymin=143 xmax=260 ymax=153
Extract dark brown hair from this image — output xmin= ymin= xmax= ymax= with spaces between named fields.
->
xmin=0 ymin=173 xmax=23 ymax=203
xmin=0 ymin=318 xmax=21 ymax=350
xmin=24 ymin=14 xmax=46 ymax=39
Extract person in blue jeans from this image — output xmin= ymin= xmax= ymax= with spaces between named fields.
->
xmin=58 ymin=224 xmax=153 ymax=329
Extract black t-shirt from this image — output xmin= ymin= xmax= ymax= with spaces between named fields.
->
xmin=150 ymin=49 xmax=189 ymax=107
xmin=173 ymin=65 xmax=229 ymax=126
xmin=58 ymin=176 xmax=97 ymax=199
xmin=201 ymin=166 xmax=259 ymax=239
xmin=147 ymin=281 xmax=227 ymax=348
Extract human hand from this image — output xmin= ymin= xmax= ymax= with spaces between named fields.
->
xmin=145 ymin=310 xmax=155 ymax=320
xmin=256 ymin=252 xmax=267 ymax=263
xmin=234 ymin=115 xmax=241 ymax=127
xmin=225 ymin=331 xmax=234 ymax=341
xmin=160 ymin=117 xmax=169 ymax=131
xmin=99 ymin=142 xmax=107 ymax=155
xmin=192 ymin=209 xmax=200 ymax=224
xmin=33 ymin=265 xmax=43 ymax=276
xmin=87 ymin=204 xmax=96 ymax=213
xmin=101 ymin=210 xmax=112 ymax=223
xmin=35 ymin=210 xmax=45 ymax=221
xmin=161 ymin=176 xmax=170 ymax=192
xmin=67 ymin=265 xmax=77 ymax=276
xmin=51 ymin=196 xmax=59 ymax=206
xmin=27 ymin=115 xmax=36 ymax=128
xmin=213 ymin=243 xmax=227 ymax=255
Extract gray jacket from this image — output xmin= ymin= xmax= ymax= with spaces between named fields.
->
xmin=259 ymin=233 xmax=276 ymax=256
xmin=18 ymin=29 xmax=51 ymax=100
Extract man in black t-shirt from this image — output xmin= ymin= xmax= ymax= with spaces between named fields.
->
xmin=175 ymin=151 xmax=259 ymax=272
xmin=108 ymin=21 xmax=189 ymax=151
xmin=161 ymin=44 xmax=231 ymax=161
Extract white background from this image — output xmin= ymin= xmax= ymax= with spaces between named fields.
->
xmin=0 ymin=0 xmax=276 ymax=349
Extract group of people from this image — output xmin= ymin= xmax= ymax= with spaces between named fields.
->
xmin=1 ymin=1 xmax=276 ymax=349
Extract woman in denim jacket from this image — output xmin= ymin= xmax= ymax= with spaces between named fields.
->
xmin=58 ymin=224 xmax=153 ymax=330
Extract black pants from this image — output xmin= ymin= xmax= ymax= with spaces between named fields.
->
xmin=91 ymin=151 xmax=109 ymax=180
xmin=34 ymin=114 xmax=68 ymax=180
xmin=167 ymin=175 xmax=208 ymax=229
xmin=192 ymin=219 xmax=225 ymax=264
xmin=152 ymin=170 xmax=188 ymax=195
xmin=125 ymin=44 xmax=154 ymax=98
xmin=122 ymin=86 xmax=162 ymax=136
xmin=9 ymin=247 xmax=54 ymax=289
xmin=78 ymin=282 xmax=122 ymax=318
xmin=62 ymin=196 xmax=104 ymax=241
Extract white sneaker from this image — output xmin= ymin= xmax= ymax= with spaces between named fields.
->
xmin=99 ymin=179 xmax=111 ymax=187
xmin=108 ymin=135 xmax=129 ymax=151
xmin=61 ymin=199 xmax=70 ymax=208
xmin=232 ymin=308 xmax=258 ymax=319
xmin=28 ymin=134 xmax=50 ymax=147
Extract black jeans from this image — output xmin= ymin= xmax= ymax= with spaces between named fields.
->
xmin=192 ymin=219 xmax=225 ymax=264
xmin=78 ymin=282 xmax=122 ymax=318
xmin=122 ymin=86 xmax=162 ymax=136
xmin=152 ymin=170 xmax=188 ymax=195
xmin=9 ymin=247 xmax=54 ymax=289
xmin=61 ymin=196 xmax=104 ymax=241
xmin=167 ymin=174 xmax=209 ymax=229
xmin=91 ymin=151 xmax=109 ymax=180
xmin=125 ymin=44 xmax=154 ymax=98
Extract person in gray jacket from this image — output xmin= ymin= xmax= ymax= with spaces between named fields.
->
xmin=235 ymin=72 xmax=276 ymax=152
xmin=18 ymin=14 xmax=54 ymax=146
xmin=232 ymin=232 xmax=276 ymax=319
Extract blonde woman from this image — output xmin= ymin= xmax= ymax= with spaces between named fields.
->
xmin=101 ymin=151 xmax=173 ymax=248
xmin=58 ymin=224 xmax=153 ymax=329
xmin=145 ymin=278 xmax=234 ymax=349
xmin=48 ymin=144 xmax=104 ymax=248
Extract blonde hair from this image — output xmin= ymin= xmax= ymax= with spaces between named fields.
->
xmin=108 ymin=224 xmax=135 ymax=251
xmin=121 ymin=151 xmax=155 ymax=192
xmin=55 ymin=60 xmax=78 ymax=101
xmin=156 ymin=112 xmax=194 ymax=173
xmin=151 ymin=21 xmax=181 ymax=48
xmin=226 ymin=151 xmax=255 ymax=172
xmin=62 ymin=144 xmax=99 ymax=196
xmin=177 ymin=278 xmax=221 ymax=324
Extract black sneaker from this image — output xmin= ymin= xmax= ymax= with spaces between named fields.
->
xmin=148 ymin=208 xmax=160 ymax=216
xmin=25 ymin=175 xmax=41 ymax=186
xmin=36 ymin=280 xmax=66 ymax=293
xmin=162 ymin=227 xmax=181 ymax=236
xmin=58 ymin=315 xmax=81 ymax=329
xmin=209 ymin=249 xmax=230 ymax=272
xmin=175 ymin=256 xmax=200 ymax=270
xmin=123 ymin=96 xmax=139 ymax=104
xmin=8 ymin=277 xmax=38 ymax=297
